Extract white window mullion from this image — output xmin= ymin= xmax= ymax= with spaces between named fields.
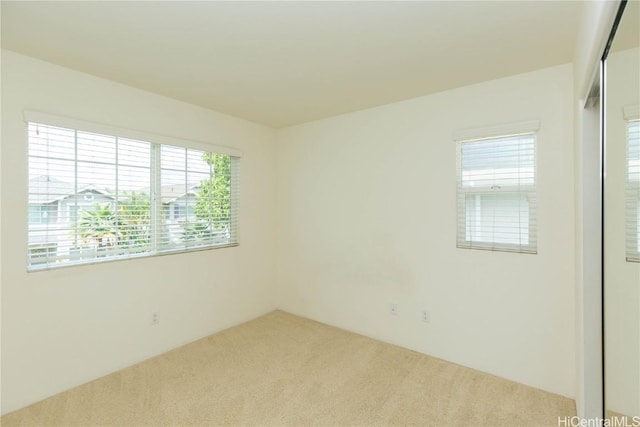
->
xmin=114 ymin=136 xmax=120 ymax=254
xmin=230 ymin=156 xmax=240 ymax=244
xmin=626 ymin=118 xmax=640 ymax=262
xmin=518 ymin=140 xmax=523 ymax=248
xmin=73 ymin=129 xmax=79 ymax=261
xmin=150 ymin=143 xmax=161 ymax=255
xmin=183 ymin=148 xmax=190 ymax=249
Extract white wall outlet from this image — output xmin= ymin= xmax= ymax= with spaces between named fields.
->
xmin=421 ymin=309 xmax=430 ymax=323
xmin=151 ymin=311 xmax=159 ymax=325
xmin=390 ymin=303 xmax=398 ymax=316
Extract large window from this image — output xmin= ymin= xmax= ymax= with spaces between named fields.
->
xmin=456 ymin=124 xmax=537 ymax=254
xmin=626 ymin=117 xmax=640 ymax=262
xmin=27 ymin=117 xmax=239 ymax=271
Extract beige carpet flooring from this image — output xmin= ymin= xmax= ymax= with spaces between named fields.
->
xmin=2 ymin=310 xmax=575 ymax=426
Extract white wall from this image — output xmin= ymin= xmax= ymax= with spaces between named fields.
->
xmin=0 ymin=50 xmax=278 ymax=414
xmin=605 ymin=46 xmax=640 ymax=417
xmin=572 ymin=0 xmax=619 ymax=417
xmin=0 ymin=6 xmax=4 ymax=412
xmin=276 ymin=64 xmax=576 ymax=398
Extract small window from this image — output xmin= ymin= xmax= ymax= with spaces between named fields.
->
xmin=626 ymin=118 xmax=640 ymax=262
xmin=173 ymin=204 xmax=183 ymax=219
xmin=27 ymin=119 xmax=240 ymax=271
xmin=28 ymin=205 xmax=56 ymax=224
xmin=456 ymin=129 xmax=537 ymax=254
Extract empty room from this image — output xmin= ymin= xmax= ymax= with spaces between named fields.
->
xmin=1 ymin=1 xmax=639 ymax=426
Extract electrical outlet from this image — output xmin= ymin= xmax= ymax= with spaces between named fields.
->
xmin=421 ymin=309 xmax=430 ymax=323
xmin=390 ymin=303 xmax=398 ymax=316
xmin=151 ymin=311 xmax=159 ymax=325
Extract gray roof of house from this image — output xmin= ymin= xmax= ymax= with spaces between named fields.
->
xmin=28 ymin=176 xmax=199 ymax=204
xmin=28 ymin=176 xmax=112 ymax=204
xmin=160 ymin=184 xmax=199 ymax=204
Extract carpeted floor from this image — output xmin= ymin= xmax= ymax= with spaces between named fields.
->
xmin=1 ymin=310 xmax=575 ymax=426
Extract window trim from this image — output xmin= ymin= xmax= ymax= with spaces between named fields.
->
xmin=23 ymin=110 xmax=243 ymax=158
xmin=455 ymin=121 xmax=539 ymax=254
xmin=25 ymin=112 xmax=242 ymax=272
xmin=453 ymin=120 xmax=540 ymax=143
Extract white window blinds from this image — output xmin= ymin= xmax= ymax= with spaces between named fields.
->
xmin=158 ymin=145 xmax=239 ymax=253
xmin=27 ymin=120 xmax=240 ymax=271
xmin=456 ymin=130 xmax=537 ymax=254
xmin=626 ymin=118 xmax=640 ymax=262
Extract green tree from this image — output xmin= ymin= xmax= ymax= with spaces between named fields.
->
xmin=194 ymin=153 xmax=231 ymax=231
xmin=180 ymin=221 xmax=214 ymax=242
xmin=117 ymin=191 xmax=151 ymax=249
xmin=77 ymin=203 xmax=118 ymax=251
xmin=74 ymin=192 xmax=151 ymax=253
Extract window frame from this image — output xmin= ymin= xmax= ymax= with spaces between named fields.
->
xmin=625 ymin=105 xmax=640 ymax=262
xmin=455 ymin=120 xmax=539 ymax=254
xmin=25 ymin=111 xmax=242 ymax=272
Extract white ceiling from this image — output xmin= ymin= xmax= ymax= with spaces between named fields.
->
xmin=1 ymin=1 xmax=582 ymax=128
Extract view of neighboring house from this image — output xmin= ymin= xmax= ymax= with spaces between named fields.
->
xmin=28 ymin=176 xmax=116 ymax=263
xmin=28 ymin=175 xmax=114 ymax=225
xmin=161 ymin=183 xmax=199 ymax=222
xmin=28 ymin=175 xmax=202 ymax=264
